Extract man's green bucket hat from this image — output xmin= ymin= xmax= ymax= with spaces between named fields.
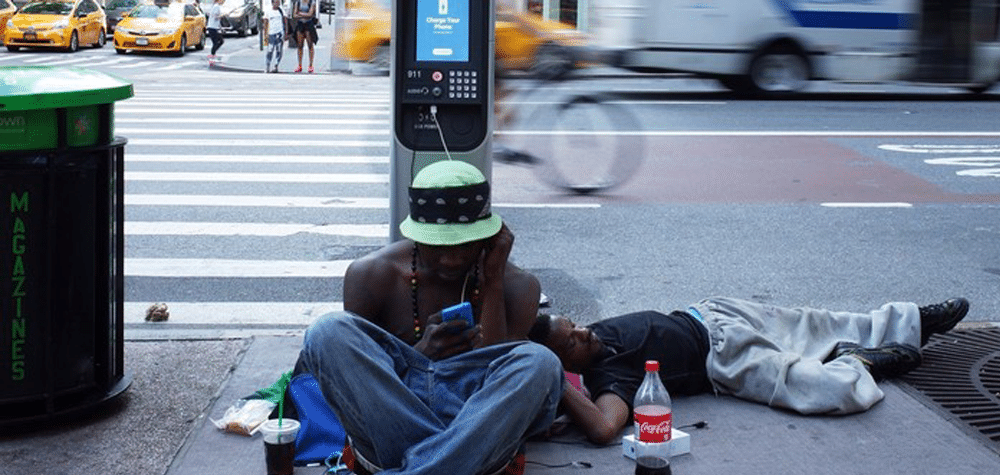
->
xmin=399 ymin=161 xmax=503 ymax=246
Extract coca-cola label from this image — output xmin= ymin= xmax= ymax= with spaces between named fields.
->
xmin=635 ymin=412 xmax=672 ymax=443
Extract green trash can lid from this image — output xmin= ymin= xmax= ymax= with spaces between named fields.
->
xmin=0 ymin=66 xmax=134 ymax=112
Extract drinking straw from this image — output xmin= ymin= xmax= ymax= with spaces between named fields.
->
xmin=278 ymin=395 xmax=284 ymax=433
xmin=273 ymin=394 xmax=282 ymax=443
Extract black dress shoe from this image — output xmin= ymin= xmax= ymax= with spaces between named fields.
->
xmin=829 ymin=341 xmax=922 ymax=381
xmin=919 ymin=298 xmax=969 ymax=346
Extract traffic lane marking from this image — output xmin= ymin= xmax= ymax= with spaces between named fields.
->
xmin=602 ymin=136 xmax=1000 ymax=204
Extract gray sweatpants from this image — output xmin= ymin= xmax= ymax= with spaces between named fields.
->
xmin=690 ymin=297 xmax=920 ymax=415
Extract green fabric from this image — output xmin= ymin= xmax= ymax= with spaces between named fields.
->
xmin=247 ymin=370 xmax=292 ymax=404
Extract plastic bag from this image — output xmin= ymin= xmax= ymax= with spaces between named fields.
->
xmin=211 ymin=399 xmax=276 ymax=436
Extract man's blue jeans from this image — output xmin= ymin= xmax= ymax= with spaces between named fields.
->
xmin=298 ymin=312 xmax=564 ymax=474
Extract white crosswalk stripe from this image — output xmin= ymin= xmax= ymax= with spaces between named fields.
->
xmin=21 ymin=56 xmax=57 ymax=63
xmin=118 ymin=118 xmax=388 ymax=125
xmin=119 ymin=108 xmax=388 ymax=115
xmin=126 ymin=221 xmax=391 ymax=237
xmin=126 ymin=258 xmax=353 ymax=277
xmin=85 ymin=57 xmax=134 ymax=67
xmin=35 ymin=56 xmax=96 ymax=66
xmin=126 ymin=153 xmax=389 ymax=163
xmin=109 ymin=60 xmax=159 ymax=69
xmin=117 ymin=127 xmax=391 ymax=135
xmin=127 ymin=138 xmax=389 ymax=147
xmin=1 ymin=51 xmax=212 ymax=71
xmin=126 ymin=171 xmax=389 ymax=183
xmin=156 ymin=60 xmax=203 ymax=70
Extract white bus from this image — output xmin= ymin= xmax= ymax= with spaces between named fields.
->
xmin=590 ymin=0 xmax=1000 ymax=94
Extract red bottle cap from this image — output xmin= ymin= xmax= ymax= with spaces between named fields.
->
xmin=645 ymin=360 xmax=659 ymax=372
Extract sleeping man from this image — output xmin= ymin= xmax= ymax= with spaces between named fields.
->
xmin=528 ymin=297 xmax=969 ymax=444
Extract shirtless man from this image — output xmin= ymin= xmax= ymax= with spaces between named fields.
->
xmin=296 ymin=160 xmax=563 ymax=475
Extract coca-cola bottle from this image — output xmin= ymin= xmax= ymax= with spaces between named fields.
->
xmin=633 ymin=360 xmax=672 ymax=475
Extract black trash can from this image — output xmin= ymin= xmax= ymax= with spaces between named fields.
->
xmin=0 ymin=67 xmax=133 ymax=428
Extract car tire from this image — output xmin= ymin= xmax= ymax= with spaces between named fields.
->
xmin=716 ymin=75 xmax=752 ymax=94
xmin=747 ymin=44 xmax=810 ymax=95
xmin=239 ymin=18 xmax=248 ymax=37
xmin=195 ymin=30 xmax=205 ymax=50
xmin=965 ymin=82 xmax=995 ymax=94
xmin=115 ymin=47 xmax=126 ymax=54
xmin=66 ymin=31 xmax=79 ymax=52
xmin=94 ymin=29 xmax=106 ymax=48
xmin=176 ymin=33 xmax=186 ymax=56
xmin=6 ymin=45 xmax=19 ymax=52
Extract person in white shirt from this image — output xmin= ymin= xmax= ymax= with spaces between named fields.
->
xmin=263 ymin=0 xmax=286 ymax=72
xmin=207 ymin=0 xmax=225 ymax=58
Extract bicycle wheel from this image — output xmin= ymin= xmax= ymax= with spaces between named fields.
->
xmin=521 ymin=92 xmax=645 ymax=194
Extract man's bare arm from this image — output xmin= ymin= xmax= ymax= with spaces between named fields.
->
xmin=476 ymin=224 xmax=516 ymax=345
xmin=560 ymin=385 xmax=630 ymax=445
xmin=343 ymin=256 xmax=385 ymax=323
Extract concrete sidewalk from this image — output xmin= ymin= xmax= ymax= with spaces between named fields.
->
xmin=169 ymin=330 xmax=1000 ymax=475
xmin=3 ymin=322 xmax=999 ymax=475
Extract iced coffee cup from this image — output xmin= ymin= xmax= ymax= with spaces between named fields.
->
xmin=259 ymin=418 xmax=300 ymax=475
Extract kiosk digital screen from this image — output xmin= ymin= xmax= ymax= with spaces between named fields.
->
xmin=416 ymin=0 xmax=469 ymax=62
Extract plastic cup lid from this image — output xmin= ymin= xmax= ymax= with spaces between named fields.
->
xmin=259 ymin=418 xmax=300 ymax=444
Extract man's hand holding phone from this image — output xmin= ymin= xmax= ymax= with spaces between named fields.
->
xmin=441 ymin=302 xmax=474 ymax=328
xmin=415 ymin=302 xmax=481 ymax=360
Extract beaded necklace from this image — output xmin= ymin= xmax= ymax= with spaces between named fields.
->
xmin=410 ymin=244 xmax=480 ymax=341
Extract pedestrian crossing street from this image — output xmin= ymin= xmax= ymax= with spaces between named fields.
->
xmin=0 ymin=47 xmax=207 ymax=71
xmin=120 ymin=84 xmax=596 ymax=327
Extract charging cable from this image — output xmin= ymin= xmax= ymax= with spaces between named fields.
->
xmin=429 ymin=105 xmax=453 ymax=161
xmin=678 ymin=421 xmax=709 ymax=430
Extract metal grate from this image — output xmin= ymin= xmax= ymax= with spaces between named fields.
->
xmin=900 ymin=327 xmax=1000 ymax=452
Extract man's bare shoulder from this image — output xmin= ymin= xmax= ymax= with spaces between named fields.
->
xmin=502 ymin=262 xmax=542 ymax=339
xmin=346 ymin=240 xmax=411 ymax=283
xmin=504 ymin=262 xmax=540 ymax=293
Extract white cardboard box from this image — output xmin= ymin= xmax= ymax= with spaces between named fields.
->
xmin=621 ymin=429 xmax=690 ymax=459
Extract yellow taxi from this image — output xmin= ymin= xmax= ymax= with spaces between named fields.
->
xmin=336 ymin=0 xmax=588 ymax=76
xmin=0 ymin=0 xmax=17 ymax=44
xmin=495 ymin=8 xmax=588 ymax=75
xmin=113 ymin=0 xmax=206 ymax=55
xmin=4 ymin=0 xmax=106 ymax=52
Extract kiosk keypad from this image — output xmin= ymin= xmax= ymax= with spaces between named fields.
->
xmin=447 ymin=70 xmax=479 ymax=100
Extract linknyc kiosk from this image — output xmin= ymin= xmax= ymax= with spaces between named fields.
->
xmin=389 ymin=0 xmax=495 ymax=241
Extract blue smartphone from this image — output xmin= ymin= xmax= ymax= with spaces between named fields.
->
xmin=441 ymin=302 xmax=474 ymax=328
